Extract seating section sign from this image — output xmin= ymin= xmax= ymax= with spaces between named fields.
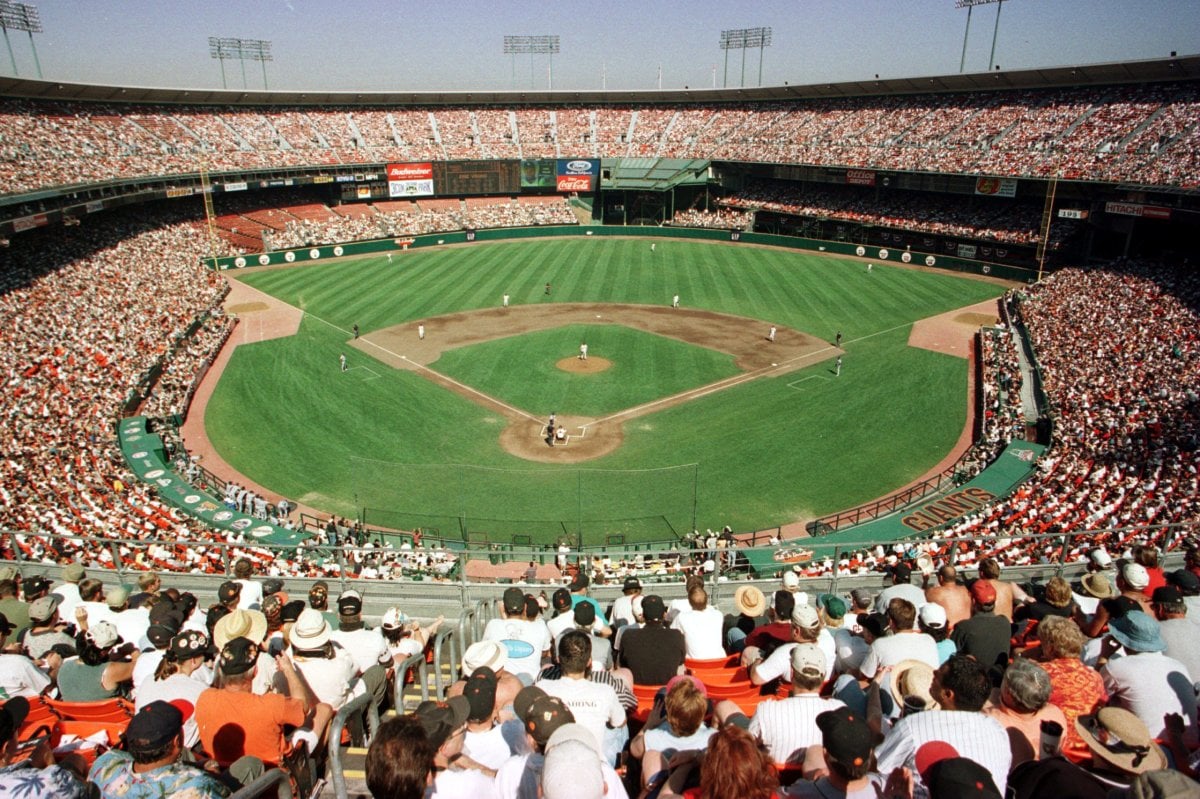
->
xmin=387 ymin=163 xmax=435 ymax=197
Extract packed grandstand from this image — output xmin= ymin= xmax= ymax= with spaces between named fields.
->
xmin=2 ymin=48 xmax=1200 ymax=799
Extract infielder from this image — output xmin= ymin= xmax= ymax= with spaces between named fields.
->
xmin=579 ymin=342 xmax=588 ymax=360
xmin=418 ymin=324 xmax=425 ymax=340
xmin=672 ymin=294 xmax=679 ymax=308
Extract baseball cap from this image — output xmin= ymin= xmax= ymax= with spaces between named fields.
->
xmin=414 ymin=697 xmax=469 ymax=749
xmin=543 ymin=737 xmax=604 ymax=799
xmin=546 ymin=722 xmax=602 ymax=757
xmin=218 ymin=581 xmax=241 ymax=603
xmin=168 ymin=630 xmax=209 ymax=661
xmin=850 ymin=588 xmax=874 ymax=608
xmin=0 ymin=566 xmax=17 ymax=582
xmin=262 ymin=578 xmax=284 ymax=597
xmin=0 ymin=613 xmax=12 ymax=635
xmin=124 ymin=700 xmax=186 ymax=751
xmin=218 ymin=637 xmax=259 ymax=675
xmin=337 ymin=590 xmax=363 ymax=616
xmin=22 ymin=575 xmax=51 ymax=597
xmin=573 ymin=602 xmax=596 ymax=627
xmin=1123 ymin=563 xmax=1150 ymax=590
xmin=1090 ymin=548 xmax=1113 ymax=568
xmin=919 ymin=603 xmax=948 ymax=629
xmin=463 ymin=666 xmax=498 ymax=722
xmin=291 ymin=608 xmax=332 ymax=651
xmin=281 ymin=599 xmax=306 ymax=623
xmin=106 ymin=586 xmax=129 ymax=609
xmin=641 ymin=595 xmax=666 ymax=621
xmin=551 ymin=588 xmax=572 ymax=612
xmin=462 ymin=640 xmax=508 ymax=675
xmin=1167 ymin=569 xmax=1200 ymax=595
xmin=1152 ymin=585 xmax=1183 ymax=604
xmin=892 ymin=563 xmax=913 ymax=583
xmin=791 ymin=603 xmax=821 ymax=630
xmin=969 ymin=580 xmax=997 ymax=605
xmin=819 ymin=594 xmax=848 ymax=620
xmin=63 ymin=563 xmax=85 ymax=583
xmin=85 ymin=621 xmax=120 ymax=650
xmin=381 ymin=607 xmax=410 ymax=630
xmin=513 ymin=685 xmax=547 ymax=722
xmin=522 ymin=694 xmax=573 ymax=746
xmin=28 ymin=594 xmax=61 ymax=623
xmin=623 ymin=576 xmax=641 ymax=591
xmin=0 ymin=696 xmax=30 ymax=741
xmin=568 ymin=572 xmax=589 ymax=591
xmin=782 ymin=571 xmax=800 ymax=589
xmin=790 ymin=642 xmax=826 ymax=678
xmin=924 ymin=757 xmax=1002 ymax=799
xmin=816 ymin=706 xmax=873 ymax=769
xmin=502 ymin=587 xmax=525 ymax=615
xmin=146 ymin=623 xmax=177 ymax=649
xmin=308 ymin=581 xmax=328 ymax=601
xmin=857 ymin=612 xmax=888 ymax=638
xmin=915 ymin=740 xmax=961 ymax=782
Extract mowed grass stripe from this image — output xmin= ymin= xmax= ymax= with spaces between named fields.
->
xmin=222 ymin=239 xmax=1004 ymax=536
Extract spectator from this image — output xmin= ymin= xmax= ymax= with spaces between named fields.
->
xmin=536 ymin=630 xmax=626 ymax=766
xmin=723 ymin=585 xmax=767 ymax=653
xmin=917 ymin=603 xmax=955 ymax=665
xmin=874 ymin=654 xmax=1012 ymax=797
xmin=874 ymin=564 xmax=927 ymax=615
xmin=365 ymin=715 xmax=433 ymax=799
xmin=134 ymin=629 xmax=212 ymax=750
xmin=1099 ymin=610 xmax=1198 ymax=744
xmin=748 ymin=603 xmax=835 ymax=687
xmin=741 ymin=589 xmax=796 ymax=658
xmin=0 ymin=696 xmax=87 ymax=798
xmin=630 ymin=675 xmax=715 ymax=789
xmin=671 ymin=587 xmax=725 ymax=661
xmin=1032 ymin=615 xmax=1107 ymax=764
xmin=746 ymin=643 xmax=844 ymax=765
xmin=924 ymin=565 xmax=971 ymax=630
xmin=461 ymin=666 xmax=515 ymax=772
xmin=414 ymin=695 xmax=496 ymax=797
xmin=58 ymin=621 xmax=136 ymax=701
xmin=0 ymin=612 xmax=50 ymax=698
xmin=1150 ymin=585 xmax=1200 ymax=680
xmin=859 ymin=598 xmax=940 ymax=680
xmin=617 ymin=594 xmax=686 ymax=686
xmin=609 ymin=576 xmax=642 ymax=629
xmin=658 ymin=724 xmax=779 ymax=799
xmin=950 ymin=581 xmax=1011 ymax=681
xmin=982 ymin=657 xmax=1067 ymax=766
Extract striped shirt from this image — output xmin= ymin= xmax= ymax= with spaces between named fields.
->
xmin=749 ymin=693 xmax=846 ymax=764
xmin=874 ymin=710 xmax=1011 ymax=799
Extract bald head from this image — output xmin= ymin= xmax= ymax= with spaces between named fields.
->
xmin=938 ymin=565 xmax=957 ymax=584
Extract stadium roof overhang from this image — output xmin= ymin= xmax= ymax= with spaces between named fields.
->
xmin=2 ymin=54 xmax=1198 ymax=107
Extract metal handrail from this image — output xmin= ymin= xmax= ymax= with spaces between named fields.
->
xmin=431 ymin=628 xmax=459 ymax=700
xmin=328 ymin=691 xmax=380 ymax=799
xmin=394 ymin=651 xmax=430 ymax=710
xmin=228 ymin=768 xmax=294 ymax=799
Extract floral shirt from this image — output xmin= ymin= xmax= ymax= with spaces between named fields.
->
xmin=88 ymin=749 xmax=230 ymax=799
xmin=0 ymin=761 xmax=87 ymax=799
xmin=1042 ymin=656 xmax=1108 ymax=763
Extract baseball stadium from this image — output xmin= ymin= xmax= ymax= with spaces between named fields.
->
xmin=1 ymin=3 xmax=1199 ymax=797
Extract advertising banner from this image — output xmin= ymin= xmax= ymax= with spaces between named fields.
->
xmin=554 ymin=159 xmax=599 ymax=192
xmin=974 ymin=177 xmax=1017 ymax=197
xmin=223 ymin=181 xmax=248 ymax=192
xmin=846 ymin=169 xmax=876 ymax=186
xmin=387 ymin=162 xmax=435 ymax=197
xmin=957 ymin=243 xmax=978 ymax=259
xmin=1105 ymin=201 xmax=1171 ymax=220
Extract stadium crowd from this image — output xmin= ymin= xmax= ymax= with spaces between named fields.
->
xmin=3 ymin=79 xmax=1200 ymax=197
xmin=2 ymin=555 xmax=1200 ymax=798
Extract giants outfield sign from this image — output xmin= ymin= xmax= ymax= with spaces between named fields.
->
xmin=900 ymin=486 xmax=996 ymax=532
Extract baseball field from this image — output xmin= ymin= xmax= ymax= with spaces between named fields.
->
xmin=202 ymin=237 xmax=1006 ymax=544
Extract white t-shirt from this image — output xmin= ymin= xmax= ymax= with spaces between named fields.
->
xmin=329 ymin=626 xmax=391 ymax=674
xmin=131 ymin=649 xmax=165 ymax=696
xmin=0 ymin=653 xmax=50 ymax=698
xmin=292 ymin=645 xmax=361 ymax=710
xmin=427 ymin=764 xmax=500 ymax=799
xmin=483 ymin=618 xmax=551 ymax=679
xmin=110 ymin=608 xmax=151 ymax=653
xmin=464 ymin=724 xmax=516 ymax=770
xmin=536 ymin=677 xmax=626 ymax=757
xmin=135 ymin=672 xmax=210 ymax=747
xmin=234 ymin=579 xmax=264 ymax=611
xmin=755 ymin=629 xmax=838 ymax=684
xmin=610 ymin=595 xmax=638 ymax=628
xmin=859 ymin=632 xmax=941 ymax=679
xmin=671 ymin=606 xmax=725 ymax=660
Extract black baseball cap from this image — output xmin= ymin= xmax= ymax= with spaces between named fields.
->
xmin=464 ymin=666 xmax=498 ymax=723
xmin=218 ymin=581 xmax=241 ymax=603
xmin=1167 ymin=569 xmax=1200 ymax=595
xmin=337 ymin=591 xmax=363 ymax=616
xmin=125 ymin=700 xmax=186 ymax=752
xmin=568 ymin=572 xmax=589 ymax=591
xmin=642 ymin=595 xmax=666 ymax=621
xmin=414 ymin=697 xmax=469 ymax=748
xmin=218 ymin=637 xmax=259 ymax=676
xmin=623 ymin=576 xmax=641 ymax=591
xmin=573 ymin=602 xmax=595 ymax=627
xmin=816 ymin=706 xmax=873 ymax=769
xmin=1152 ymin=585 xmax=1183 ymax=604
xmin=551 ymin=588 xmax=572 ymax=612
xmin=262 ymin=578 xmax=284 ymax=597
xmin=892 ymin=563 xmax=913 ymax=583
xmin=924 ymin=757 xmax=1002 ymax=799
xmin=502 ymin=587 xmax=525 ymax=615
xmin=0 ymin=696 xmax=29 ymax=741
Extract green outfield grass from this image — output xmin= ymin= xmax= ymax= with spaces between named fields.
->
xmin=207 ymin=237 xmax=1004 ymax=542
xmin=431 ymin=324 xmax=740 ymax=417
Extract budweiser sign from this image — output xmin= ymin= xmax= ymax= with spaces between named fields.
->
xmin=387 ymin=163 xmax=433 ymax=180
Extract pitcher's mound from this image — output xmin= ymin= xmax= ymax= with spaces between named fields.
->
xmin=557 ymin=356 xmax=612 ymax=374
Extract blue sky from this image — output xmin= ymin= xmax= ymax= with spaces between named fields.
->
xmin=6 ymin=1 xmax=1199 ymax=92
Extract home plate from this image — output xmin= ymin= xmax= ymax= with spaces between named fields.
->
xmin=595 ymin=314 xmax=602 ymax=318
xmin=772 ymin=363 xmax=778 ymax=366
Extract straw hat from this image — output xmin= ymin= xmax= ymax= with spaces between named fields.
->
xmin=1075 ymin=707 xmax=1166 ymax=775
xmin=734 ymin=585 xmax=766 ymax=617
xmin=290 ymin=608 xmax=331 ymax=651
xmin=890 ymin=659 xmax=941 ymax=712
xmin=1081 ymin=572 xmax=1117 ymax=599
xmin=213 ymin=608 xmax=268 ymax=651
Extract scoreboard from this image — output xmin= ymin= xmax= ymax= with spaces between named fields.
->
xmin=434 ymin=161 xmax=520 ymax=195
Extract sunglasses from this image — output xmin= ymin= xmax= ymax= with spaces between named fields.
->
xmin=1079 ymin=715 xmax=1151 ymax=768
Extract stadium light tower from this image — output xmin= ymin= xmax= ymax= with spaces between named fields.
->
xmin=503 ymin=34 xmax=560 ymax=91
xmin=0 ymin=1 xmax=44 ymax=79
xmin=208 ymin=36 xmax=273 ymax=90
xmin=956 ymin=0 xmax=1012 ymax=73
xmin=719 ymin=26 xmax=772 ymax=88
